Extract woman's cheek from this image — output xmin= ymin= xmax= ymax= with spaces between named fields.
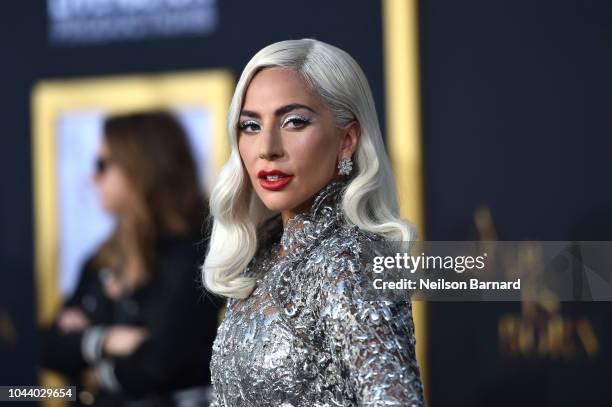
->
xmin=291 ymin=132 xmax=336 ymax=175
xmin=238 ymin=140 xmax=257 ymax=178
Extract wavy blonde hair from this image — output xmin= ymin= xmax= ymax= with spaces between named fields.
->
xmin=202 ymin=38 xmax=416 ymax=299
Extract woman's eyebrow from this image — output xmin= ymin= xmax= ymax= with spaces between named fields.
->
xmin=240 ymin=103 xmax=316 ymax=119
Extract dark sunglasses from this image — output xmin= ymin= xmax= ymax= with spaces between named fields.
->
xmin=95 ymin=156 xmax=112 ymax=174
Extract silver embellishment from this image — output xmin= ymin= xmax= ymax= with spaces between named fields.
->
xmin=337 ymin=157 xmax=353 ymax=176
xmin=208 ymin=178 xmax=425 ymax=407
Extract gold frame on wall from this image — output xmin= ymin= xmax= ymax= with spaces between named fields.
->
xmin=383 ymin=0 xmax=428 ymax=403
xmin=31 ymin=70 xmax=234 ymax=405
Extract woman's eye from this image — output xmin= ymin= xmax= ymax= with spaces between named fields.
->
xmin=239 ymin=120 xmax=260 ymax=133
xmin=282 ymin=116 xmax=311 ymax=129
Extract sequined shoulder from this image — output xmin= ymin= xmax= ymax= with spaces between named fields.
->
xmin=316 ymin=224 xmax=386 ymax=281
xmin=315 ymin=227 xmax=425 ymax=406
xmin=270 ymin=223 xmax=385 ymax=339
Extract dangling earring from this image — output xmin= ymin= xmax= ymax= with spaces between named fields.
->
xmin=337 ymin=157 xmax=353 ymax=176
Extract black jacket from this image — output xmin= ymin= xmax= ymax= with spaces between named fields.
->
xmin=39 ymin=226 xmax=223 ymax=406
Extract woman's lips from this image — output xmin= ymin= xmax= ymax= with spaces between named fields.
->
xmin=257 ymin=169 xmax=294 ymax=191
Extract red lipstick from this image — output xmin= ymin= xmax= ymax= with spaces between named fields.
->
xmin=257 ymin=169 xmax=294 ymax=191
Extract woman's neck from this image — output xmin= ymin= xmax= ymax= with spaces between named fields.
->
xmin=280 ymin=176 xmax=344 ymax=228
xmin=281 ymin=196 xmax=316 ymax=228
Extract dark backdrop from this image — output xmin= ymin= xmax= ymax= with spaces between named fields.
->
xmin=1 ymin=1 xmax=611 ymax=405
xmin=419 ymin=1 xmax=612 ymax=406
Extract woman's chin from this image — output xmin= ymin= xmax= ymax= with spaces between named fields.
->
xmin=258 ymin=194 xmax=296 ymax=213
xmin=261 ymin=201 xmax=291 ymax=213
xmin=100 ymin=202 xmax=121 ymax=216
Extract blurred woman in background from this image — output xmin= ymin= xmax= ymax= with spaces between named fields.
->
xmin=40 ymin=110 xmax=222 ymax=407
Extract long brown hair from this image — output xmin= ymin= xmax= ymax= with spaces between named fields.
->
xmin=93 ymin=110 xmax=208 ymax=283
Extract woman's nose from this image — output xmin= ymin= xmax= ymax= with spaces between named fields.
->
xmin=258 ymin=127 xmax=283 ymax=160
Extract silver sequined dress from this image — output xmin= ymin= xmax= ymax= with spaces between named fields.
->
xmin=209 ymin=179 xmax=425 ymax=407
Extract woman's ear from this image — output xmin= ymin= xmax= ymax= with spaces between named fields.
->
xmin=338 ymin=120 xmax=361 ymax=159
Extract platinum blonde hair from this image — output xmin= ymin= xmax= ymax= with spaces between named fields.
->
xmin=202 ymin=38 xmax=417 ymax=299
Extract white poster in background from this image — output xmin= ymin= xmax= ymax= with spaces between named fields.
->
xmin=47 ymin=0 xmax=218 ymax=45
xmin=56 ymin=106 xmax=213 ymax=297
